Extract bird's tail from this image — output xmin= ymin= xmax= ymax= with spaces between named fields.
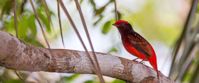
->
xmin=148 ymin=55 xmax=159 ymax=81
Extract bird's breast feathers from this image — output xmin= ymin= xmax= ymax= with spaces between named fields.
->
xmin=122 ymin=33 xmax=155 ymax=59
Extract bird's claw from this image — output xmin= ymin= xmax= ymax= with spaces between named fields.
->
xmin=132 ymin=58 xmax=139 ymax=62
xmin=139 ymin=60 xmax=145 ymax=64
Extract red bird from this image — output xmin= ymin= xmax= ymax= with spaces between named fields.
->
xmin=113 ymin=20 xmax=159 ymax=80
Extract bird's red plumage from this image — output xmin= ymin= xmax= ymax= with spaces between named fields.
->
xmin=113 ymin=20 xmax=159 ymax=80
xmin=114 ymin=20 xmax=128 ymax=25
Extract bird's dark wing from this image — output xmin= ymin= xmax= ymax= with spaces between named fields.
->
xmin=127 ymin=32 xmax=154 ymax=57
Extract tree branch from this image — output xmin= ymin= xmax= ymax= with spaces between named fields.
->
xmin=0 ymin=31 xmax=174 ymax=83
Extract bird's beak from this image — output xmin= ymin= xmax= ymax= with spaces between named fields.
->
xmin=112 ymin=24 xmax=116 ymax=26
xmin=112 ymin=24 xmax=118 ymax=28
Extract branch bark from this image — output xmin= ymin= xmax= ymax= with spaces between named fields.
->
xmin=0 ymin=31 xmax=174 ymax=83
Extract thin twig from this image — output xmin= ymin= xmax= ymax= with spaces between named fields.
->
xmin=14 ymin=71 xmax=24 ymax=81
xmin=13 ymin=0 xmax=24 ymax=81
xmin=177 ymin=14 xmax=199 ymax=80
xmin=179 ymin=0 xmax=199 ymax=64
xmin=29 ymin=0 xmax=50 ymax=48
xmin=177 ymin=44 xmax=195 ymax=81
xmin=58 ymin=0 xmax=103 ymax=82
xmin=74 ymin=0 xmax=105 ymax=83
xmin=19 ymin=0 xmax=27 ymax=14
xmin=169 ymin=0 xmax=198 ymax=77
xmin=57 ymin=0 xmax=65 ymax=48
xmin=29 ymin=0 xmax=58 ymax=77
xmin=190 ymin=63 xmax=199 ymax=83
xmin=40 ymin=0 xmax=52 ymax=25
xmin=114 ymin=0 xmax=118 ymax=21
xmin=14 ymin=0 xmax=18 ymax=38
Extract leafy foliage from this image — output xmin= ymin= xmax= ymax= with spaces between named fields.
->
xmin=111 ymin=79 xmax=125 ymax=83
xmin=108 ymin=47 xmax=118 ymax=53
xmin=37 ymin=7 xmax=52 ymax=32
xmin=101 ymin=20 xmax=112 ymax=34
xmin=84 ymin=80 xmax=96 ymax=83
xmin=60 ymin=74 xmax=80 ymax=83
xmin=0 ymin=0 xmax=13 ymax=18
xmin=169 ymin=1 xmax=199 ymax=83
xmin=2 ymin=79 xmax=23 ymax=83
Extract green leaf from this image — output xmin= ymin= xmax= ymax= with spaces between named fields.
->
xmin=84 ymin=80 xmax=95 ymax=83
xmin=4 ymin=16 xmax=15 ymax=32
xmin=28 ymin=14 xmax=37 ymax=38
xmin=4 ymin=79 xmax=23 ymax=83
xmin=18 ymin=15 xmax=29 ymax=38
xmin=37 ymin=7 xmax=51 ymax=32
xmin=80 ymin=0 xmax=84 ymax=3
xmin=95 ymin=6 xmax=105 ymax=16
xmin=24 ymin=38 xmax=44 ymax=47
xmin=62 ymin=74 xmax=80 ymax=83
xmin=0 ymin=0 xmax=13 ymax=19
xmin=108 ymin=47 xmax=118 ymax=53
xmin=93 ymin=15 xmax=103 ymax=26
xmin=102 ymin=20 xmax=112 ymax=34
xmin=66 ymin=74 xmax=80 ymax=81
xmin=118 ymin=11 xmax=122 ymax=20
xmin=89 ymin=0 xmax=97 ymax=11
xmin=197 ymin=4 xmax=199 ymax=13
xmin=112 ymin=79 xmax=125 ymax=83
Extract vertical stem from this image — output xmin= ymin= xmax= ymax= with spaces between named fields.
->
xmin=14 ymin=0 xmax=18 ymax=38
xmin=14 ymin=0 xmax=24 ymax=81
xmin=74 ymin=0 xmax=105 ymax=83
xmin=114 ymin=0 xmax=118 ymax=21
xmin=41 ymin=0 xmax=52 ymax=25
xmin=29 ymin=0 xmax=50 ymax=48
xmin=57 ymin=0 xmax=65 ymax=48
xmin=170 ymin=0 xmax=199 ymax=77
xmin=29 ymin=0 xmax=58 ymax=72
xmin=58 ymin=0 xmax=104 ymax=82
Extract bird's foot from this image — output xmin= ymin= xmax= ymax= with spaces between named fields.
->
xmin=132 ymin=58 xmax=139 ymax=62
xmin=139 ymin=60 xmax=145 ymax=64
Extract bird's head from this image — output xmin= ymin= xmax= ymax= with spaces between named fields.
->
xmin=113 ymin=20 xmax=134 ymax=34
xmin=113 ymin=20 xmax=129 ymax=28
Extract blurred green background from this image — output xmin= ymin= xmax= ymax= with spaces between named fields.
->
xmin=0 ymin=0 xmax=198 ymax=83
